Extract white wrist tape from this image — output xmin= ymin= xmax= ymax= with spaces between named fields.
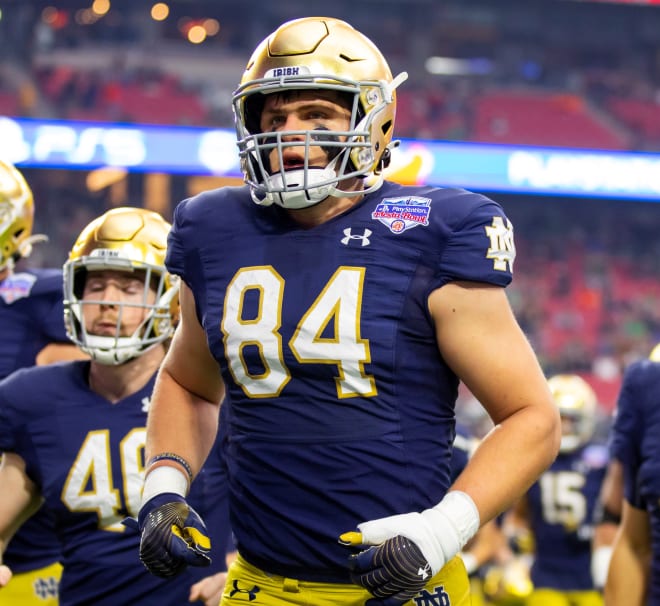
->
xmin=591 ymin=545 xmax=613 ymax=589
xmin=420 ymin=491 xmax=480 ymax=575
xmin=141 ymin=465 xmax=189 ymax=506
xmin=460 ymin=551 xmax=479 ymax=575
xmin=358 ymin=491 xmax=480 ymax=576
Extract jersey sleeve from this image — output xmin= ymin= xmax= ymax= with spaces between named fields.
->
xmin=432 ymin=195 xmax=515 ymax=291
xmin=40 ymin=296 xmax=69 ymax=342
xmin=165 ymin=198 xmax=191 ymax=280
xmin=30 ymin=270 xmax=69 ymax=343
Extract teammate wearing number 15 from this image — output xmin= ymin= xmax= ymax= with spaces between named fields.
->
xmin=137 ymin=16 xmax=561 ymax=606
xmin=0 ymin=208 xmax=230 ymax=605
xmin=505 ymin=375 xmax=607 ymax=606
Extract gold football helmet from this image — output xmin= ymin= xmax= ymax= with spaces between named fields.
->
xmin=0 ymin=161 xmax=41 ymax=270
xmin=649 ymin=342 xmax=660 ymax=361
xmin=232 ymin=17 xmax=408 ymax=208
xmin=63 ymin=207 xmax=179 ymax=365
xmin=548 ymin=374 xmax=597 ymax=452
xmin=482 ymin=557 xmax=533 ymax=605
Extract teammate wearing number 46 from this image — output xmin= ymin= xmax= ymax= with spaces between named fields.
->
xmin=0 ymin=160 xmax=89 ymax=606
xmin=0 ymin=207 xmax=231 ymax=606
xmin=138 ymin=16 xmax=561 ymax=606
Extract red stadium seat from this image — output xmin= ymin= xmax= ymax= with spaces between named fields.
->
xmin=473 ymin=89 xmax=629 ymax=149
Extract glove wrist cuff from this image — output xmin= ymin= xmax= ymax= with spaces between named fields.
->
xmin=141 ymin=466 xmax=189 ymax=506
xmin=418 ymin=491 xmax=480 ymax=574
xmin=431 ymin=491 xmax=480 ymax=548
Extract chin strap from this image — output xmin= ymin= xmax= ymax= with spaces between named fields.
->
xmin=256 ymin=145 xmax=390 ymax=209
xmin=83 ymin=335 xmax=144 ymax=365
xmin=258 ymin=166 xmax=338 ymax=208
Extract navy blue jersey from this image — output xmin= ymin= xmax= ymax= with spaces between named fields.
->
xmin=0 ymin=269 xmax=69 ymax=378
xmin=167 ymin=181 xmax=514 ymax=582
xmin=611 ymin=359 xmax=660 ymax=604
xmin=526 ymin=443 xmax=607 ymax=591
xmin=0 ymin=361 xmax=229 ymax=606
xmin=449 ymin=423 xmax=472 ymax=483
xmin=0 ymin=268 xmax=70 ymax=572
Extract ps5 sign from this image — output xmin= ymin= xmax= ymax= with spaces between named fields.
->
xmin=2 ymin=115 xmax=660 ymax=201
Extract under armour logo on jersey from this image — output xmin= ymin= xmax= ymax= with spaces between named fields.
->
xmin=413 ymin=585 xmax=451 ymax=606
xmin=229 ymin=580 xmax=261 ymax=601
xmin=141 ymin=397 xmax=151 ymax=412
xmin=484 ymin=216 xmax=515 ymax=272
xmin=418 ymin=563 xmax=431 ymax=580
xmin=341 ymin=228 xmax=372 ymax=246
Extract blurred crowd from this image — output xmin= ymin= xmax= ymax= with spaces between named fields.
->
xmin=2 ymin=0 xmax=660 ymax=148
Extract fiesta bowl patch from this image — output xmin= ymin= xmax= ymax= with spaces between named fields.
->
xmin=371 ymin=196 xmax=431 ymax=233
xmin=0 ymin=272 xmax=37 ymax=304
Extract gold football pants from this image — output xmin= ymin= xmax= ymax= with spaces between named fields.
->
xmin=221 ymin=553 xmax=471 ymax=605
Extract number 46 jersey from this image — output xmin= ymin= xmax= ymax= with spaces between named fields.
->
xmin=167 ymin=180 xmax=515 ymax=581
xmin=0 ymin=361 xmax=229 ymax=606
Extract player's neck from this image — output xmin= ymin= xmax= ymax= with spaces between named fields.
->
xmin=286 ymin=178 xmax=364 ymax=228
xmin=88 ymin=345 xmax=165 ymax=403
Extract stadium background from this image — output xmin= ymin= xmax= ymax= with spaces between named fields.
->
xmin=2 ymin=0 xmax=660 ymax=430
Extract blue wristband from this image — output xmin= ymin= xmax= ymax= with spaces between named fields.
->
xmin=147 ymin=452 xmax=193 ymax=484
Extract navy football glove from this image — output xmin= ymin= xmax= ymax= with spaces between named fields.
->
xmin=129 ymin=493 xmax=212 ymax=578
xmin=344 ymin=534 xmax=432 ymax=606
xmin=339 ymin=492 xmax=481 ymax=605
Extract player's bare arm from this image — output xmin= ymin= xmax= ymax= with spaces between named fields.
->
xmin=146 ymin=282 xmax=224 ymax=477
xmin=594 ymin=457 xmax=624 ymax=547
xmin=605 ymin=500 xmax=650 ymax=605
xmin=430 ymin=281 xmax=561 ymax=524
xmin=0 ymin=453 xmax=43 ymax=586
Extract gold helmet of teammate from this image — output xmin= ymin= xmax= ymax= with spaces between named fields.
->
xmin=0 ymin=161 xmax=43 ymax=271
xmin=63 ymin=207 xmax=179 ymax=365
xmin=548 ymin=374 xmax=598 ymax=453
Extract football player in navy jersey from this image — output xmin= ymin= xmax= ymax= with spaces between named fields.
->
xmin=0 ymin=161 xmax=86 ymax=606
xmin=0 ymin=207 xmax=230 ymax=606
xmin=593 ymin=343 xmax=660 ymax=599
xmin=505 ymin=374 xmax=607 ymax=606
xmin=0 ymin=161 xmax=83 ymax=374
xmin=135 ymin=17 xmax=560 ymax=606
xmin=591 ymin=420 xmax=622 ymax=594
xmin=604 ymin=358 xmax=660 ymax=605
